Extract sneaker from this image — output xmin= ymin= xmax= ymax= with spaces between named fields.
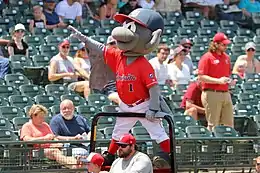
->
xmin=102 ymin=151 xmax=115 ymax=166
xmin=152 ymin=155 xmax=170 ymax=169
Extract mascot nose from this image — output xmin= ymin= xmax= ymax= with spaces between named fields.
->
xmin=111 ymin=27 xmax=136 ymax=42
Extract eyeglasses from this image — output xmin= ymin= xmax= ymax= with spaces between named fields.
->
xmin=16 ymin=29 xmax=24 ymax=33
xmin=117 ymin=144 xmax=129 ymax=148
xmin=257 ymin=163 xmax=260 ymax=166
xmin=62 ymin=46 xmax=70 ymax=49
xmin=247 ymin=48 xmax=255 ymax=52
xmin=81 ymin=48 xmax=86 ymax=51
xmin=183 ymin=46 xmax=191 ymax=49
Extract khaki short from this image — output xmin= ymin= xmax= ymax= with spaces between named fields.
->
xmin=201 ymin=90 xmax=234 ymax=127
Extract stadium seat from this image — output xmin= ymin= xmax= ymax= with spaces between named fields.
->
xmin=78 ymin=27 xmax=95 ymax=36
xmin=163 ymin=19 xmax=180 ymax=31
xmin=90 ymin=36 xmax=107 ymax=44
xmin=60 ymin=94 xmax=87 ymax=106
xmin=132 ymin=126 xmax=150 ymax=139
xmin=0 ymin=106 xmax=25 ymax=120
xmin=200 ymin=19 xmax=219 ymax=31
xmin=34 ymin=28 xmax=52 ymax=37
xmin=27 ymin=45 xmax=39 ymax=58
xmin=193 ymin=36 xmax=210 ymax=45
xmin=217 ymin=28 xmax=236 ymax=38
xmin=0 ymin=85 xmax=19 ymax=98
xmin=181 ymin=19 xmax=200 ymax=30
xmin=234 ymin=116 xmax=258 ymax=136
xmin=236 ymin=28 xmax=255 ymax=38
xmin=245 ymin=73 xmax=260 ymax=81
xmin=213 ymin=126 xmax=239 ymax=137
xmin=159 ymin=84 xmax=174 ymax=98
xmin=253 ymin=35 xmax=260 ymax=43
xmin=34 ymin=95 xmax=60 ymax=108
xmin=241 ymin=82 xmax=258 ymax=94
xmin=23 ymin=35 xmax=44 ymax=48
xmin=0 ymin=117 xmax=14 ymax=130
xmin=166 ymin=11 xmax=184 ymax=22
xmin=39 ymin=45 xmax=58 ymax=57
xmin=76 ymin=105 xmax=98 ymax=118
xmin=87 ymin=94 xmax=111 ymax=108
xmin=235 ymin=103 xmax=258 ymax=116
xmin=197 ymin=28 xmax=215 ymax=37
xmin=185 ymin=11 xmax=203 ymax=22
xmin=186 ymin=126 xmax=213 ymax=138
xmin=177 ymin=27 xmax=196 ymax=38
xmin=220 ymin=20 xmax=239 ymax=31
xmin=32 ymin=55 xmax=51 ymax=67
xmin=97 ymin=116 xmax=115 ymax=129
xmin=95 ymin=27 xmax=112 ymax=36
xmin=174 ymin=115 xmax=198 ymax=131
xmin=101 ymin=105 xmax=119 ymax=113
xmin=12 ymin=117 xmax=30 ymax=131
xmin=19 ymin=84 xmax=45 ymax=98
xmin=4 ymin=74 xmax=30 ymax=89
xmin=101 ymin=19 xmax=119 ymax=28
xmin=45 ymin=84 xmax=69 ymax=99
xmin=175 ymin=128 xmax=186 ymax=138
xmin=0 ymin=129 xmax=18 ymax=141
xmin=82 ymin=18 xmax=100 ymax=28
xmin=232 ymin=36 xmax=250 ymax=45
xmin=8 ymin=95 xmax=34 ymax=109
xmin=231 ymin=44 xmax=244 ymax=54
xmin=0 ymin=96 xmax=9 ymax=106
xmin=9 ymin=55 xmax=33 ymax=73
xmin=163 ymin=26 xmax=175 ymax=36
xmin=53 ymin=28 xmax=70 ymax=37
xmin=45 ymin=35 xmax=64 ymax=45
xmin=171 ymin=94 xmax=183 ymax=103
xmin=69 ymin=36 xmax=81 ymax=44
xmin=104 ymin=126 xmax=114 ymax=139
xmin=50 ymin=104 xmax=60 ymax=116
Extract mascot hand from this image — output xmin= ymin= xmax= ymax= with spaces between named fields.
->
xmin=154 ymin=111 xmax=167 ymax=118
xmin=145 ymin=109 xmax=157 ymax=122
xmin=67 ymin=25 xmax=82 ymax=38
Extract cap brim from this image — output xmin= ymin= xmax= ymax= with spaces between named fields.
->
xmin=79 ymin=158 xmax=90 ymax=163
xmin=116 ymin=142 xmax=129 ymax=145
xmin=114 ymin=14 xmax=147 ymax=28
xmin=222 ymin=39 xmax=231 ymax=45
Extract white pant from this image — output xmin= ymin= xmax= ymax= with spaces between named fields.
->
xmin=112 ymin=101 xmax=169 ymax=143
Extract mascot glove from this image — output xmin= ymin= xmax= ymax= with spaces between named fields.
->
xmin=145 ymin=109 xmax=157 ymax=122
xmin=67 ymin=25 xmax=82 ymax=38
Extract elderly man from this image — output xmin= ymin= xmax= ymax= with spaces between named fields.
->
xmin=50 ymin=99 xmax=91 ymax=156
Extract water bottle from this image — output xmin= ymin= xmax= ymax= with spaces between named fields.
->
xmin=62 ymin=143 xmax=70 ymax=156
xmin=82 ymin=133 xmax=89 ymax=147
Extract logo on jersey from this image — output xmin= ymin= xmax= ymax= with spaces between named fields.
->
xmin=116 ymin=73 xmax=137 ymax=81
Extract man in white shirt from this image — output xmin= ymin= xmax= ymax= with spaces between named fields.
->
xmin=149 ymin=45 xmax=171 ymax=85
xmin=55 ymin=0 xmax=82 ymax=24
xmin=180 ymin=38 xmax=194 ymax=75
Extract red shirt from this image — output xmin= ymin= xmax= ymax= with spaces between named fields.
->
xmin=198 ymin=52 xmax=231 ymax=91
xmin=104 ymin=47 xmax=158 ymax=104
xmin=180 ymin=82 xmax=203 ymax=108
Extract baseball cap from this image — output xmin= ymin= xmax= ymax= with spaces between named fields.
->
xmin=169 ymin=45 xmax=186 ymax=60
xmin=114 ymin=8 xmax=164 ymax=32
xmin=116 ymin=134 xmax=136 ymax=145
xmin=180 ymin=38 xmax=193 ymax=46
xmin=78 ymin=42 xmax=85 ymax=50
xmin=106 ymin=36 xmax=116 ymax=45
xmin=45 ymin=0 xmax=56 ymax=3
xmin=80 ymin=152 xmax=104 ymax=167
xmin=245 ymin=42 xmax=256 ymax=50
xmin=59 ymin=39 xmax=70 ymax=47
xmin=14 ymin=23 xmax=25 ymax=31
xmin=213 ymin=32 xmax=231 ymax=45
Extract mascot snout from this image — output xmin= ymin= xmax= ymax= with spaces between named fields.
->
xmin=111 ymin=27 xmax=138 ymax=43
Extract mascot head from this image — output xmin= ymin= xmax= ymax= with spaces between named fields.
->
xmin=112 ymin=8 xmax=164 ymax=57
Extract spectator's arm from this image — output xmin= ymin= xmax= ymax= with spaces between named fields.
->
xmin=0 ymin=39 xmax=9 ymax=45
xmin=255 ymin=59 xmax=260 ymax=73
xmin=25 ymin=49 xmax=29 ymax=58
xmin=29 ymin=20 xmax=35 ymax=34
xmin=241 ymin=8 xmax=251 ymax=17
xmin=21 ymin=124 xmax=55 ymax=141
xmin=73 ymin=60 xmax=90 ymax=80
xmin=7 ymin=46 xmax=14 ymax=56
xmin=186 ymin=100 xmax=205 ymax=114
xmin=98 ymin=5 xmax=106 ymax=20
xmin=48 ymin=60 xmax=74 ymax=81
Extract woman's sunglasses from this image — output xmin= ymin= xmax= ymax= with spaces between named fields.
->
xmin=247 ymin=48 xmax=255 ymax=52
xmin=62 ymin=46 xmax=70 ymax=49
xmin=15 ymin=29 xmax=24 ymax=33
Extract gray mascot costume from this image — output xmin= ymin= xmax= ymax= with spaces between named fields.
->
xmin=68 ymin=8 xmax=172 ymax=166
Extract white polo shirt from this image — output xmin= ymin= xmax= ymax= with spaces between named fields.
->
xmin=149 ymin=57 xmax=170 ymax=85
xmin=55 ymin=0 xmax=82 ymax=20
xmin=167 ymin=63 xmax=191 ymax=85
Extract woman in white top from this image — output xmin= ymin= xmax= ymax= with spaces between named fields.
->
xmin=167 ymin=45 xmax=191 ymax=86
xmin=74 ymin=43 xmax=91 ymax=76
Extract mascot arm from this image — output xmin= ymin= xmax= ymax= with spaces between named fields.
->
xmin=146 ymin=85 xmax=161 ymax=121
xmin=68 ymin=25 xmax=105 ymax=54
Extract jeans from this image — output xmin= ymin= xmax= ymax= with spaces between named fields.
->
xmin=0 ymin=57 xmax=9 ymax=79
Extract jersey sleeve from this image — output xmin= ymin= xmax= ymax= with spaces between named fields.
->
xmin=198 ymin=54 xmax=210 ymax=75
xmin=103 ymin=46 xmax=121 ymax=73
xmin=20 ymin=123 xmax=32 ymax=140
xmin=141 ymin=60 xmax=158 ymax=88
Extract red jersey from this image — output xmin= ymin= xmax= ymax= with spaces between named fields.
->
xmin=180 ymin=82 xmax=203 ymax=108
xmin=103 ymin=47 xmax=158 ymax=104
xmin=198 ymin=52 xmax=231 ymax=91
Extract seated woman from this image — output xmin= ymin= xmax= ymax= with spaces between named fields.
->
xmin=29 ymin=5 xmax=46 ymax=34
xmin=7 ymin=23 xmax=29 ymax=58
xmin=95 ymin=0 xmax=117 ymax=21
xmin=74 ymin=43 xmax=91 ymax=77
xmin=167 ymin=45 xmax=191 ymax=86
xmin=20 ymin=104 xmax=79 ymax=169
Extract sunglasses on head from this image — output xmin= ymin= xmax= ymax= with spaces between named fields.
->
xmin=62 ymin=46 xmax=70 ymax=49
xmin=183 ymin=46 xmax=191 ymax=49
xmin=247 ymin=48 xmax=255 ymax=52
xmin=117 ymin=144 xmax=130 ymax=148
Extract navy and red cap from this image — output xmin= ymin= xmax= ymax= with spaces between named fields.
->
xmin=213 ymin=32 xmax=231 ymax=45
xmin=180 ymin=38 xmax=193 ymax=46
xmin=116 ymin=134 xmax=136 ymax=145
xmin=114 ymin=8 xmax=164 ymax=32
xmin=59 ymin=39 xmax=70 ymax=47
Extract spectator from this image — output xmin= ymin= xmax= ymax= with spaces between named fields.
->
xmin=167 ymin=45 xmax=191 ymax=86
xmin=74 ymin=42 xmax=91 ymax=76
xmin=96 ymin=0 xmax=117 ymax=21
xmin=79 ymin=152 xmax=105 ymax=173
xmin=233 ymin=60 xmax=247 ymax=79
xmin=198 ymin=32 xmax=234 ymax=131
xmin=149 ymin=45 xmax=171 ymax=85
xmin=238 ymin=0 xmax=260 ymax=17
xmin=232 ymin=42 xmax=260 ymax=74
xmin=254 ymin=156 xmax=260 ymax=173
xmin=43 ymin=0 xmax=67 ymax=29
xmin=20 ymin=104 xmax=79 ymax=169
xmin=50 ymin=99 xmax=90 ymax=157
xmin=0 ymin=39 xmax=10 ymax=79
xmin=48 ymin=39 xmax=90 ymax=98
xmin=180 ymin=80 xmax=205 ymax=120
xmin=138 ymin=0 xmax=155 ymax=9
xmin=55 ymin=0 xmax=83 ymax=24
xmin=154 ymin=0 xmax=181 ymax=12
xmin=119 ymin=0 xmax=142 ymax=15
xmin=108 ymin=134 xmax=153 ymax=173
xmin=179 ymin=38 xmax=194 ymax=75
xmin=7 ymin=23 xmax=29 ymax=57
xmin=29 ymin=5 xmax=46 ymax=34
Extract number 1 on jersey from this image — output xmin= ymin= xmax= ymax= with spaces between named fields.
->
xmin=129 ymin=83 xmax=134 ymax=92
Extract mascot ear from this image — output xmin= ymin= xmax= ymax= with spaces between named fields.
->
xmin=145 ymin=29 xmax=162 ymax=50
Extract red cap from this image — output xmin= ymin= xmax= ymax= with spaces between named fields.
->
xmin=82 ymin=152 xmax=104 ymax=167
xmin=59 ymin=39 xmax=70 ymax=47
xmin=116 ymin=134 xmax=136 ymax=145
xmin=213 ymin=32 xmax=231 ymax=45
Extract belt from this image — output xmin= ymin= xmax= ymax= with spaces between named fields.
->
xmin=127 ymin=98 xmax=149 ymax=107
xmin=203 ymin=89 xmax=228 ymax=93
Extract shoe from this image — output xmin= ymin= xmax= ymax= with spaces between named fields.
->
xmin=102 ymin=151 xmax=115 ymax=166
xmin=152 ymin=152 xmax=171 ymax=169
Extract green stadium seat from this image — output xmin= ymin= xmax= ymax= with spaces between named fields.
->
xmin=50 ymin=105 xmax=60 ymax=116
xmin=45 ymin=84 xmax=69 ymax=99
xmin=220 ymin=20 xmax=239 ymax=31
xmin=163 ymin=26 xmax=175 ymax=36
xmin=90 ymin=36 xmax=107 ymax=44
xmin=8 ymin=95 xmax=34 ymax=109
xmin=181 ymin=19 xmax=200 ymax=30
xmin=0 ymin=96 xmax=9 ymax=106
xmin=4 ymin=74 xmax=30 ymax=89
xmin=197 ymin=28 xmax=215 ymax=37
xmin=174 ymin=115 xmax=198 ymax=131
xmin=78 ymin=27 xmax=95 ymax=36
xmin=0 ymin=129 xmax=18 ymax=141
xmin=177 ymin=27 xmax=196 ymax=38
xmin=175 ymin=128 xmax=186 ymax=138
xmin=39 ymin=45 xmax=58 ymax=57
xmin=19 ymin=84 xmax=45 ymax=98
xmin=0 ymin=85 xmax=19 ymax=98
xmin=82 ymin=18 xmax=100 ymax=28
xmin=103 ymin=126 xmax=113 ymax=139
xmin=23 ymin=35 xmax=44 ymax=48
xmin=0 ymin=117 xmax=14 ymax=130
xmin=159 ymin=84 xmax=174 ymax=98
xmin=95 ymin=27 xmax=112 ymax=36
xmin=185 ymin=11 xmax=203 ymax=22
xmin=97 ymin=116 xmax=115 ymax=129
xmin=132 ymin=126 xmax=150 ymax=139
xmin=87 ymin=94 xmax=111 ymax=108
xmin=166 ymin=11 xmax=184 ymax=22
xmin=218 ymin=28 xmax=236 ymax=38
xmin=60 ymin=94 xmax=87 ymax=106
xmin=186 ymin=126 xmax=213 ymax=138
xmin=234 ymin=116 xmax=258 ymax=136
xmin=27 ymin=45 xmax=39 ymax=57
xmin=45 ymin=35 xmax=64 ymax=45
xmin=32 ymin=55 xmax=51 ymax=67
xmin=34 ymin=28 xmax=52 ymax=37
xmin=101 ymin=105 xmax=119 ymax=113
xmin=193 ymin=36 xmax=210 ymax=45
xmin=9 ymin=55 xmax=33 ymax=73
xmin=163 ymin=19 xmax=180 ymax=31
xmin=0 ymin=106 xmax=26 ymax=121
xmin=232 ymin=36 xmax=251 ymax=45
xmin=12 ymin=117 xmax=29 ymax=131
xmin=200 ymin=19 xmax=219 ymax=31
xmin=34 ymin=95 xmax=60 ymax=108
xmin=101 ymin=19 xmax=119 ymax=28
xmin=235 ymin=103 xmax=258 ymax=116
xmin=213 ymin=125 xmax=239 ymax=137
xmin=236 ymin=28 xmax=255 ymax=38
xmin=76 ymin=105 xmax=98 ymax=118
xmin=53 ymin=28 xmax=70 ymax=37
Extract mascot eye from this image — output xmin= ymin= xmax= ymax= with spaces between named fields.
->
xmin=123 ymin=21 xmax=136 ymax=33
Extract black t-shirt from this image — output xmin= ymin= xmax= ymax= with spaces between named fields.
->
xmin=7 ymin=39 xmax=28 ymax=55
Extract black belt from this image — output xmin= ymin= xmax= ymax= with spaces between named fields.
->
xmin=203 ymin=89 xmax=228 ymax=93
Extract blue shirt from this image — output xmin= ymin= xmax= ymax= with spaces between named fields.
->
xmin=50 ymin=114 xmax=90 ymax=136
xmin=238 ymin=0 xmax=260 ymax=13
xmin=44 ymin=10 xmax=60 ymax=25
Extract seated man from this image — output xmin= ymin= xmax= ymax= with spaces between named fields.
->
xmin=50 ymin=99 xmax=91 ymax=157
xmin=180 ymin=80 xmax=205 ymax=120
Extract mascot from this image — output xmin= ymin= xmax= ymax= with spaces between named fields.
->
xmin=68 ymin=8 xmax=172 ymax=166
